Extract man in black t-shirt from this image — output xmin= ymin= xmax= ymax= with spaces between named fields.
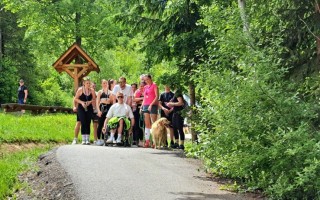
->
xmin=18 ymin=79 xmax=28 ymax=104
xmin=18 ymin=79 xmax=28 ymax=114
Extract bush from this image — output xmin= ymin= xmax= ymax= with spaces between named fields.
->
xmin=189 ymin=43 xmax=320 ymax=198
xmin=32 ymin=77 xmax=73 ymax=107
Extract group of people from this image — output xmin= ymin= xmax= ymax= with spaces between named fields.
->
xmin=72 ymin=74 xmax=187 ymax=150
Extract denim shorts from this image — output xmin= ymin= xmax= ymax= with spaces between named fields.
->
xmin=18 ymin=98 xmax=24 ymax=104
xmin=142 ymin=105 xmax=158 ymax=114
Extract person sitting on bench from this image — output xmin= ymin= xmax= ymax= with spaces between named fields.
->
xmin=102 ymin=91 xmax=134 ymax=143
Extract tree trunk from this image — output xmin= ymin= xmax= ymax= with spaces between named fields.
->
xmin=0 ymin=27 xmax=3 ymax=59
xmin=0 ymin=6 xmax=2 ymax=60
xmin=238 ymin=0 xmax=249 ymax=33
xmin=315 ymin=1 xmax=320 ymax=58
xmin=74 ymin=11 xmax=82 ymax=95
xmin=189 ymin=83 xmax=197 ymax=142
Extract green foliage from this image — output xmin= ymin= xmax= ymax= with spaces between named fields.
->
xmin=0 ymin=146 xmax=50 ymax=199
xmin=0 ymin=7 xmax=37 ymax=104
xmin=1 ymin=0 xmax=146 ymax=104
xmin=193 ymin=57 xmax=320 ymax=198
xmin=118 ymin=0 xmax=211 ymax=83
xmin=186 ymin=1 xmax=320 ymax=198
xmin=0 ymin=59 xmax=18 ymax=104
xmin=33 ymin=77 xmax=73 ymax=107
xmin=2 ymin=0 xmax=320 ymax=199
xmin=0 ymin=112 xmax=94 ymax=197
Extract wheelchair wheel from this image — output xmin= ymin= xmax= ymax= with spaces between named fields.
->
xmin=122 ymin=130 xmax=131 ymax=147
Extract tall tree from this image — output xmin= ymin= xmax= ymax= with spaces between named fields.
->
xmin=2 ymin=0 xmax=146 ymax=102
xmin=0 ymin=3 xmax=36 ymax=104
xmin=119 ymin=0 xmax=212 ymax=141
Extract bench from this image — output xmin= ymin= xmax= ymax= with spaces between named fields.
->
xmin=1 ymin=103 xmax=73 ymax=114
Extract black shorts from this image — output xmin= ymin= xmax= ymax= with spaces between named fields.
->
xmin=77 ymin=112 xmax=98 ymax=122
xmin=92 ymin=112 xmax=99 ymax=122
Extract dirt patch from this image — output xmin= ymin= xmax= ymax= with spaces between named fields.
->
xmin=0 ymin=143 xmax=48 ymax=154
xmin=11 ymin=148 xmax=77 ymax=200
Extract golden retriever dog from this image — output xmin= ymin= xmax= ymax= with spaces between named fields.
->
xmin=151 ymin=117 xmax=170 ymax=149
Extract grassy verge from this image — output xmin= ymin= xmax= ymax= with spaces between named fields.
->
xmin=0 ymin=145 xmax=53 ymax=199
xmin=0 ymin=113 xmax=76 ymax=144
xmin=0 ymin=112 xmax=77 ymax=198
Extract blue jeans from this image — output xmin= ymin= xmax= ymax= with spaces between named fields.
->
xmin=18 ymin=98 xmax=24 ymax=104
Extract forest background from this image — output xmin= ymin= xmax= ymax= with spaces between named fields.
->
xmin=1 ymin=0 xmax=320 ymax=199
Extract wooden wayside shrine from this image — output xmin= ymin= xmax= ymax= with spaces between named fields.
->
xmin=52 ymin=43 xmax=100 ymax=94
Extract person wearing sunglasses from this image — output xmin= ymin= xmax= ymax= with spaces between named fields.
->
xmin=112 ymin=77 xmax=133 ymax=107
xmin=102 ymin=92 xmax=134 ymax=145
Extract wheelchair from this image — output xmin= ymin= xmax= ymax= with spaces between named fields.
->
xmin=103 ymin=118 xmax=132 ymax=147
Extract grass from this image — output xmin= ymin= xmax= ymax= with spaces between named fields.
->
xmin=0 ymin=146 xmax=52 ymax=199
xmin=0 ymin=113 xmax=76 ymax=144
xmin=0 ymin=112 xmax=77 ymax=198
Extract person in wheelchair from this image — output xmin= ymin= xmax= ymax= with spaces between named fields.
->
xmin=102 ymin=91 xmax=134 ymax=144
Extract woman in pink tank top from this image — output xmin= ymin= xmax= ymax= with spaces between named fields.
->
xmin=141 ymin=74 xmax=159 ymax=147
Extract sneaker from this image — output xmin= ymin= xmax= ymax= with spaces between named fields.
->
xmin=116 ymin=136 xmax=122 ymax=144
xmin=171 ymin=143 xmax=179 ymax=149
xmin=179 ymin=145 xmax=185 ymax=150
xmin=71 ymin=138 xmax=77 ymax=145
xmin=138 ymin=141 xmax=144 ymax=147
xmin=81 ymin=140 xmax=86 ymax=145
xmin=144 ymin=140 xmax=150 ymax=148
xmin=106 ymin=137 xmax=114 ymax=143
xmin=85 ymin=140 xmax=90 ymax=145
xmin=96 ymin=140 xmax=104 ymax=146
xmin=124 ymin=140 xmax=130 ymax=147
xmin=93 ymin=140 xmax=97 ymax=145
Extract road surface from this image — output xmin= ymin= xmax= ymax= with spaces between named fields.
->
xmin=57 ymin=145 xmax=258 ymax=200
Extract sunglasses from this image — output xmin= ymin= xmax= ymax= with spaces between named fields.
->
xmin=117 ymin=96 xmax=124 ymax=99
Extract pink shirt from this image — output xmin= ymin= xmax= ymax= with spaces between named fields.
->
xmin=143 ymin=83 xmax=158 ymax=105
xmin=135 ymin=89 xmax=143 ymax=98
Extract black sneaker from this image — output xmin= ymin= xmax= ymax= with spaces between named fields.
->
xmin=171 ymin=143 xmax=179 ymax=149
xmin=179 ymin=145 xmax=185 ymax=150
xmin=170 ymin=141 xmax=174 ymax=148
xmin=124 ymin=140 xmax=130 ymax=147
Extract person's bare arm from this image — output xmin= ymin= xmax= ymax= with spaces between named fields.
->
xmin=167 ymin=97 xmax=184 ymax=107
xmin=73 ymin=97 xmax=78 ymax=112
xmin=24 ymin=89 xmax=28 ymax=103
xmin=90 ymin=88 xmax=96 ymax=108
xmin=150 ymin=86 xmax=159 ymax=106
xmin=133 ymin=90 xmax=143 ymax=103
xmin=102 ymin=118 xmax=109 ymax=133
xmin=96 ymin=91 xmax=102 ymax=117
xmin=75 ymin=88 xmax=86 ymax=108
xmin=129 ymin=118 xmax=135 ymax=134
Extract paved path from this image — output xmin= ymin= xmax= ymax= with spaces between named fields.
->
xmin=57 ymin=145 xmax=257 ymax=200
